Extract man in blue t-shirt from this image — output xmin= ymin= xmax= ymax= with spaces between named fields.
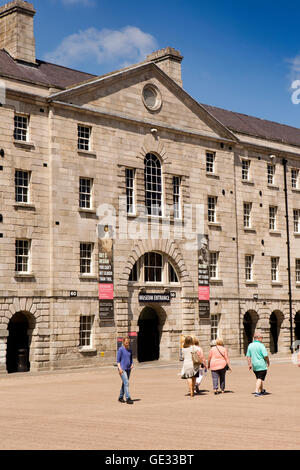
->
xmin=246 ymin=332 xmax=270 ymax=397
xmin=117 ymin=337 xmax=134 ymax=404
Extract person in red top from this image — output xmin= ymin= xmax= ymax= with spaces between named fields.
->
xmin=208 ymin=338 xmax=231 ymax=394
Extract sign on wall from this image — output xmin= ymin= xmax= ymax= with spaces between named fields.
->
xmin=198 ymin=234 xmax=210 ymax=319
xmin=98 ymin=225 xmax=114 ymax=321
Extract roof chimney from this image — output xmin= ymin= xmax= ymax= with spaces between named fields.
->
xmin=147 ymin=47 xmax=183 ymax=87
xmin=0 ymin=1 xmax=36 ymax=64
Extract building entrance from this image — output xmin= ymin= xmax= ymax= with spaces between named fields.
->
xmin=137 ymin=307 xmax=160 ymax=362
xmin=243 ymin=311 xmax=258 ymax=354
xmin=295 ymin=312 xmax=300 ymax=343
xmin=270 ymin=311 xmax=283 ymax=354
xmin=6 ymin=312 xmax=30 ymax=373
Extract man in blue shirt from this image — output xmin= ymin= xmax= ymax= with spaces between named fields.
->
xmin=117 ymin=337 xmax=134 ymax=404
xmin=246 ymin=332 xmax=270 ymax=397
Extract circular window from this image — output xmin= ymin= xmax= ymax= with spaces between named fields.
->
xmin=142 ymin=84 xmax=162 ymax=112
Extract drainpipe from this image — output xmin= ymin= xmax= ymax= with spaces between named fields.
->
xmin=282 ymin=158 xmax=294 ymax=353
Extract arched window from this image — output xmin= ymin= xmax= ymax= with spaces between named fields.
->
xmin=128 ymin=252 xmax=180 ymax=284
xmin=144 ymin=252 xmax=163 ymax=282
xmin=144 ymin=153 xmax=162 ymax=216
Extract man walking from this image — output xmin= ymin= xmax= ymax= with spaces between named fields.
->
xmin=246 ymin=331 xmax=270 ymax=397
xmin=117 ymin=336 xmax=134 ymax=404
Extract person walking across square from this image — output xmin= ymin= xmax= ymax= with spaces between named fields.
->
xmin=117 ymin=337 xmax=134 ymax=404
xmin=246 ymin=331 xmax=269 ymax=397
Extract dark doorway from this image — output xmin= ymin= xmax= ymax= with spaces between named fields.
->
xmin=270 ymin=311 xmax=283 ymax=354
xmin=137 ymin=307 xmax=159 ymax=362
xmin=6 ymin=312 xmax=30 ymax=373
xmin=243 ymin=311 xmax=258 ymax=354
xmin=295 ymin=312 xmax=300 ymax=342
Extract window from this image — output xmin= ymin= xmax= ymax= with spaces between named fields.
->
xmin=208 ymin=196 xmax=217 ymax=223
xmin=296 ymin=259 xmax=300 ymax=283
xmin=267 ymin=164 xmax=275 ymax=185
xmin=144 ymin=252 xmax=163 ymax=282
xmin=206 ymin=152 xmax=215 ymax=173
xmin=14 ymin=115 xmax=28 ymax=141
xmin=294 ymin=210 xmax=300 ymax=233
xmin=168 ymin=262 xmax=179 ymax=283
xmin=245 ymin=255 xmax=253 ymax=281
xmin=79 ymin=316 xmax=94 ymax=348
xmin=209 ymin=252 xmax=219 ymax=279
xmin=80 ymin=243 xmax=93 ymax=274
xmin=15 ymin=239 xmax=30 ymax=273
xmin=129 ymin=261 xmax=138 ymax=282
xmin=242 ymin=160 xmax=250 ymax=180
xmin=243 ymin=202 xmax=252 ymax=228
xmin=211 ymin=314 xmax=220 ymax=342
xmin=79 ymin=178 xmax=92 ymax=209
xmin=271 ymin=257 xmax=279 ymax=282
xmin=291 ymin=169 xmax=299 ymax=189
xmin=269 ymin=206 xmax=277 ymax=230
xmin=78 ymin=125 xmax=91 ymax=151
xmin=173 ymin=176 xmax=181 ymax=219
xmin=126 ymin=168 xmax=135 ymax=214
xmin=296 ymin=259 xmax=300 ymax=282
xmin=144 ymin=153 xmax=162 ymax=216
xmin=15 ymin=170 xmax=30 ymax=203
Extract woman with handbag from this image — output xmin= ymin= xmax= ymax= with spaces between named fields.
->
xmin=180 ymin=336 xmax=200 ymax=398
xmin=207 ymin=338 xmax=231 ymax=395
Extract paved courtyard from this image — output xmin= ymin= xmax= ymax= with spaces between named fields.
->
xmin=0 ymin=358 xmax=299 ymax=450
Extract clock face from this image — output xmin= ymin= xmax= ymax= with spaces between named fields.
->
xmin=142 ymin=84 xmax=162 ymax=112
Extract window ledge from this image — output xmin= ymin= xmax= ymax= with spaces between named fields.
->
xmin=77 ymin=150 xmax=97 ymax=158
xmin=127 ymin=212 xmax=138 ymax=218
xmin=14 ymin=203 xmax=36 ymax=211
xmin=78 ymin=208 xmax=96 ymax=215
xmin=208 ymin=222 xmax=222 ymax=228
xmin=294 ymin=232 xmax=300 ymax=237
xmin=206 ymin=173 xmax=220 ymax=179
xmin=296 ymin=282 xmax=300 ymax=287
xmin=245 ymin=281 xmax=258 ymax=286
xmin=269 ymin=230 xmax=281 ymax=236
xmin=79 ymin=274 xmax=98 ymax=281
xmin=267 ymin=184 xmax=279 ymax=190
xmin=14 ymin=272 xmax=35 ymax=279
xmin=271 ymin=281 xmax=283 ymax=287
xmin=209 ymin=278 xmax=223 ymax=285
xmin=13 ymin=140 xmax=34 ymax=149
xmin=244 ymin=227 xmax=256 ymax=233
xmin=292 ymin=188 xmax=300 ymax=194
xmin=78 ymin=347 xmax=97 ymax=354
xmin=241 ymin=179 xmax=254 ymax=185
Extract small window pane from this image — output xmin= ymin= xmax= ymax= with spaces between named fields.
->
xmin=14 ymin=115 xmax=28 ymax=141
xmin=78 ymin=125 xmax=91 ymax=151
xmin=79 ymin=316 xmax=93 ymax=347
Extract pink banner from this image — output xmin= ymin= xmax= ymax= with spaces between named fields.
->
xmin=99 ymin=283 xmax=114 ymax=300
xmin=198 ymin=286 xmax=210 ymax=301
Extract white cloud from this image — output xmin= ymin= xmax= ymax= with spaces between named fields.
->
xmin=44 ymin=26 xmax=157 ymax=69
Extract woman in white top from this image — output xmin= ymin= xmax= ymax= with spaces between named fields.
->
xmin=180 ymin=336 xmax=200 ymax=397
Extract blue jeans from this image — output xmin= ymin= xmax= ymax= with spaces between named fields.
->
xmin=119 ymin=369 xmax=131 ymax=400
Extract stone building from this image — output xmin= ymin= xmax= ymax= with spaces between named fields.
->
xmin=0 ymin=0 xmax=299 ymax=373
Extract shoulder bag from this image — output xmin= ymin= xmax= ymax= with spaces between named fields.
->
xmin=216 ymin=345 xmax=231 ymax=371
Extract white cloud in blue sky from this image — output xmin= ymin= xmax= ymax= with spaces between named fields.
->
xmin=44 ymin=26 xmax=157 ymax=69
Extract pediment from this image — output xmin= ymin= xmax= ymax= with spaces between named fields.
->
xmin=48 ymin=62 xmax=238 ymax=143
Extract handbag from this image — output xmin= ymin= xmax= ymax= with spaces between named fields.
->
xmin=191 ymin=347 xmax=201 ymax=367
xmin=216 ymin=346 xmax=230 ymax=371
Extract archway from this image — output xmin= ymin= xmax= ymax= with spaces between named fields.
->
xmin=243 ymin=310 xmax=258 ymax=354
xmin=270 ymin=311 xmax=284 ymax=354
xmin=295 ymin=312 xmax=300 ymax=343
xmin=137 ymin=307 xmax=160 ymax=362
xmin=6 ymin=312 xmax=31 ymax=373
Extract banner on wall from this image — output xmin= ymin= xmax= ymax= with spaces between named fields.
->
xmin=98 ymin=225 xmax=114 ymax=321
xmin=197 ymin=234 xmax=210 ymax=319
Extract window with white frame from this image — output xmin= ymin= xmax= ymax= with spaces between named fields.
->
xmin=242 ymin=160 xmax=250 ymax=180
xmin=271 ymin=257 xmax=279 ymax=282
xmin=209 ymin=252 xmax=219 ymax=279
xmin=144 ymin=153 xmax=162 ymax=216
xmin=14 ymin=115 xmax=28 ymax=141
xmin=208 ymin=196 xmax=217 ymax=223
xmin=79 ymin=177 xmax=92 ymax=209
xmin=269 ymin=206 xmax=277 ymax=230
xmin=243 ymin=202 xmax=252 ymax=228
xmin=144 ymin=252 xmax=163 ymax=282
xmin=296 ymin=259 xmax=300 ymax=283
xmin=294 ymin=210 xmax=300 ymax=233
xmin=15 ymin=239 xmax=30 ymax=273
xmin=79 ymin=316 xmax=94 ymax=348
xmin=291 ymin=169 xmax=299 ymax=189
xmin=211 ymin=314 xmax=220 ymax=342
xmin=78 ymin=125 xmax=91 ymax=151
xmin=173 ymin=176 xmax=181 ymax=219
xmin=128 ymin=252 xmax=179 ymax=284
xmin=15 ymin=170 xmax=30 ymax=203
xmin=126 ymin=168 xmax=135 ymax=215
xmin=168 ymin=262 xmax=179 ymax=283
xmin=267 ymin=164 xmax=275 ymax=185
xmin=206 ymin=152 xmax=215 ymax=173
xmin=80 ymin=243 xmax=93 ymax=274
xmin=245 ymin=255 xmax=253 ymax=281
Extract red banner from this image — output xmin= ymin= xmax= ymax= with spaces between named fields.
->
xmin=99 ymin=283 xmax=114 ymax=300
xmin=198 ymin=285 xmax=210 ymax=301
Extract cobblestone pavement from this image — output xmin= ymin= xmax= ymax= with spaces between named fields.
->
xmin=0 ymin=358 xmax=299 ymax=450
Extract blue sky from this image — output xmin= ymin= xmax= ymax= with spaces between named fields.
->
xmin=4 ymin=0 xmax=300 ymax=128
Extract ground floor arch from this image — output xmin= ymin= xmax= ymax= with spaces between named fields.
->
xmin=294 ymin=312 xmax=300 ymax=343
xmin=270 ymin=310 xmax=284 ymax=354
xmin=6 ymin=311 xmax=35 ymax=373
xmin=243 ymin=310 xmax=259 ymax=354
xmin=137 ymin=305 xmax=167 ymax=362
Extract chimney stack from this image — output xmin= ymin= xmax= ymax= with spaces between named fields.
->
xmin=147 ymin=47 xmax=183 ymax=87
xmin=0 ymin=0 xmax=36 ymax=64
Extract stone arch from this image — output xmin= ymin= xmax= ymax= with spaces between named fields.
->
xmin=124 ymin=239 xmax=193 ymax=289
xmin=242 ymin=310 xmax=259 ymax=354
xmin=270 ymin=310 xmax=284 ymax=354
xmin=136 ymin=134 xmax=169 ymax=165
xmin=295 ymin=311 xmax=300 ymax=343
xmin=6 ymin=310 xmax=36 ymax=373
